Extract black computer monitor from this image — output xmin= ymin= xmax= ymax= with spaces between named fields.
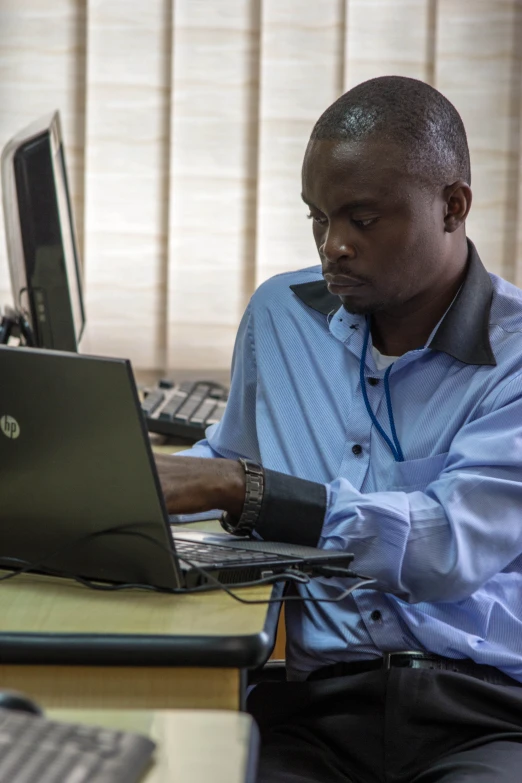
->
xmin=1 ymin=111 xmax=85 ymax=351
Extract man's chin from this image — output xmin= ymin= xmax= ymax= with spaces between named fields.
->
xmin=341 ymin=298 xmax=383 ymax=316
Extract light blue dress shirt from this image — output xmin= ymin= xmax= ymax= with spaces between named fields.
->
xmin=181 ymin=243 xmax=522 ymax=682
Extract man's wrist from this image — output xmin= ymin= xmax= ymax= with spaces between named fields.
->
xmin=216 ymin=460 xmax=247 ymax=519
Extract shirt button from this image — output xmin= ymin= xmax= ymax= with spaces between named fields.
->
xmin=371 ymin=610 xmax=382 ymax=622
xmin=367 ymin=377 xmax=379 ymax=386
xmin=352 ymin=444 xmax=362 ymax=455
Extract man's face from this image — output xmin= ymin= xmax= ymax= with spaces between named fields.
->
xmin=301 ymin=139 xmax=449 ymax=316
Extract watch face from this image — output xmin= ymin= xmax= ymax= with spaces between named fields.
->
xmin=220 ymin=511 xmax=254 ymax=537
xmin=220 ymin=511 xmax=240 ymax=535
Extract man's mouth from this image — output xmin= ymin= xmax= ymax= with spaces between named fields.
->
xmin=324 ymin=274 xmax=366 ymax=293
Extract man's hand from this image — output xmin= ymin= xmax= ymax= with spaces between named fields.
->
xmin=154 ymin=454 xmax=246 ymax=517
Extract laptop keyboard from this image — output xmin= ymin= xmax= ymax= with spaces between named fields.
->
xmin=142 ymin=380 xmax=228 ymax=441
xmin=0 ymin=707 xmax=155 ymax=782
xmin=175 ymin=540 xmax=286 ymax=566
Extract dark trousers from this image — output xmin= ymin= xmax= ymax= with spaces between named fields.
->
xmin=247 ymin=668 xmax=522 ymax=782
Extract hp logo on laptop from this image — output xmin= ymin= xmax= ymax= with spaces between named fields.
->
xmin=0 ymin=415 xmax=20 ymax=439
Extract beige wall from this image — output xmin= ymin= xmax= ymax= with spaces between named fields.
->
xmin=0 ymin=0 xmax=521 ymax=372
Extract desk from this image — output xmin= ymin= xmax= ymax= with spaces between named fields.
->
xmin=0 ymin=571 xmax=279 ymax=711
xmin=47 ymin=709 xmax=258 ymax=783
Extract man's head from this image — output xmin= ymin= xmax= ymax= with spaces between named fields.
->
xmin=301 ymin=76 xmax=472 ymax=316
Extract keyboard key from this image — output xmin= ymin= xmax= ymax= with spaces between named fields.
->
xmin=207 ymin=386 xmax=227 ymax=399
xmin=140 ymin=390 xmax=165 ymax=416
xmin=205 ymin=400 xmax=226 ymax=426
xmin=189 ymin=399 xmax=217 ymax=426
xmin=173 ymin=385 xmax=211 ymax=423
xmin=40 ymin=751 xmax=99 ymax=783
xmin=192 ymin=382 xmax=213 ymax=394
xmin=12 ymin=748 xmax=60 ymax=783
xmin=158 ymin=391 xmax=187 ymax=421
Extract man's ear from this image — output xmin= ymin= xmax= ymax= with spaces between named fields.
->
xmin=443 ymin=181 xmax=472 ymax=233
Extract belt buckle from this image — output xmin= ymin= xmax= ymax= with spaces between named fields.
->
xmin=382 ymin=651 xmax=423 ymax=670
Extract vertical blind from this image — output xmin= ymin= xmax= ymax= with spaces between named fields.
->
xmin=0 ymin=0 xmax=521 ymax=371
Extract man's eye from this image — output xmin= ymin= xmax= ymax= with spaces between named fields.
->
xmin=353 ymin=218 xmax=377 ymax=228
xmin=307 ymin=212 xmax=328 ymax=226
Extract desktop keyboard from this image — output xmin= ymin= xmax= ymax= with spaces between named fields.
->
xmin=141 ymin=379 xmax=228 ymax=441
xmin=0 ymin=707 xmax=155 ymax=782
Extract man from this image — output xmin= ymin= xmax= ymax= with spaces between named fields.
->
xmin=156 ymin=76 xmax=522 ymax=781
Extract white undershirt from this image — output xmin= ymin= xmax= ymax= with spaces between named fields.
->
xmin=371 ymin=345 xmax=400 ymax=371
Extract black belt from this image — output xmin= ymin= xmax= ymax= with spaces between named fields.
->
xmin=307 ymin=652 xmax=521 ymax=688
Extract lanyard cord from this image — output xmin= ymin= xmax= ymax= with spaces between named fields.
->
xmin=359 ymin=319 xmax=404 ymax=462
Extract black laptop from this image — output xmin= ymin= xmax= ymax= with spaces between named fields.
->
xmin=0 ymin=346 xmax=354 ymax=590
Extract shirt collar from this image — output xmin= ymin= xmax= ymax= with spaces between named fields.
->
xmin=289 ymin=239 xmax=496 ymax=367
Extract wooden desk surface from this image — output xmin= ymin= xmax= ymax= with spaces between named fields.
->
xmin=47 ymin=709 xmax=258 ymax=783
xmin=0 ymin=570 xmax=278 ymax=668
xmin=0 ymin=572 xmax=279 ymax=710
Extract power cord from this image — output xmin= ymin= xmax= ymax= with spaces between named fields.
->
xmin=175 ymin=554 xmax=376 ymax=605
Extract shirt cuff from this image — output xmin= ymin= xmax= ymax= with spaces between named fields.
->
xmin=254 ymin=469 xmax=327 ymax=547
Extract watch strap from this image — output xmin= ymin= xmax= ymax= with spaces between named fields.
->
xmin=220 ymin=458 xmax=264 ymax=536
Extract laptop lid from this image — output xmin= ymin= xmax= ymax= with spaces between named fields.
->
xmin=0 ymin=345 xmax=182 ymax=590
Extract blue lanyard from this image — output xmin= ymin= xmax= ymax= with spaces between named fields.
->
xmin=359 ymin=319 xmax=404 ymax=462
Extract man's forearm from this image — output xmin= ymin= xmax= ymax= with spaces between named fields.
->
xmin=155 ymin=454 xmax=246 ymax=517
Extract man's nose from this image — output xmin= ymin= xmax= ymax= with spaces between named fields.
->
xmin=320 ymin=225 xmax=356 ymax=263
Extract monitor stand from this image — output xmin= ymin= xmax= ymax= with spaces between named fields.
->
xmin=0 ymin=307 xmax=35 ymax=346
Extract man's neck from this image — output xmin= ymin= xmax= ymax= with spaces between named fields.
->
xmin=370 ymin=264 xmax=468 ymax=357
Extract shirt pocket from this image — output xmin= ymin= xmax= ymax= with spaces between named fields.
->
xmin=388 ymin=452 xmax=449 ymax=492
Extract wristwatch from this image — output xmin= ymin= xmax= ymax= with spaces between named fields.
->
xmin=220 ymin=458 xmax=264 ymax=537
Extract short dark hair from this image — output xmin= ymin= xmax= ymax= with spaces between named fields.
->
xmin=310 ymin=76 xmax=471 ymax=186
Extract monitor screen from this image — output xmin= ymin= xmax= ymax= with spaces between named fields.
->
xmin=1 ymin=111 xmax=85 ymax=351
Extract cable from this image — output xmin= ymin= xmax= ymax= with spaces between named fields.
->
xmin=54 ymin=568 xmax=306 ymax=594
xmin=175 ymin=553 xmax=376 ymax=604
xmin=0 ymin=521 xmax=377 ymax=605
